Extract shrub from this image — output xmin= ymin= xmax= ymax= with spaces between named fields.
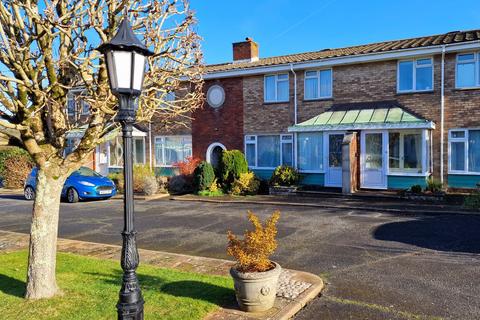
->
xmin=193 ymin=161 xmax=215 ymax=192
xmin=219 ymin=150 xmax=248 ymax=188
xmin=464 ymin=191 xmax=480 ymax=210
xmin=0 ymin=147 xmax=34 ymax=189
xmin=142 ymin=176 xmax=158 ymax=195
xmin=174 ymin=156 xmax=201 ymax=176
xmin=108 ymin=172 xmax=124 ymax=193
xmin=133 ymin=165 xmax=155 ymax=193
xmin=227 ymin=210 xmax=280 ymax=272
xmin=410 ymin=184 xmax=422 ymax=194
xmin=425 ymin=176 xmax=443 ymax=193
xmin=270 ymin=165 xmax=300 ymax=186
xmin=231 ymin=172 xmax=260 ymax=196
xmin=168 ymin=175 xmax=194 ymax=195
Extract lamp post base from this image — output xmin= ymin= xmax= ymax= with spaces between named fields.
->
xmin=117 ymin=300 xmax=144 ymax=320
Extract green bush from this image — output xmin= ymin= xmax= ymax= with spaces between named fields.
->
xmin=270 ymin=165 xmax=300 ymax=186
xmin=464 ymin=191 xmax=480 ymax=210
xmin=219 ymin=150 xmax=248 ymax=188
xmin=232 ymin=172 xmax=260 ymax=196
xmin=193 ymin=161 xmax=215 ymax=192
xmin=0 ymin=147 xmax=34 ymax=188
xmin=133 ymin=164 xmax=155 ymax=193
xmin=410 ymin=184 xmax=422 ymax=194
xmin=425 ymin=176 xmax=443 ymax=193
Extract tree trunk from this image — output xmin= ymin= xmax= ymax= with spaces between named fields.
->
xmin=25 ymin=166 xmax=68 ymax=299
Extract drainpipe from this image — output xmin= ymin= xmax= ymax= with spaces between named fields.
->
xmin=290 ymin=63 xmax=298 ymax=168
xmin=440 ymin=45 xmax=445 ymax=184
xmin=148 ymin=122 xmax=153 ymax=170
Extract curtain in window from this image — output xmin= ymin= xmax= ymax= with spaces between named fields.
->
xmin=282 ymin=142 xmax=293 ymax=166
xmin=388 ymin=132 xmax=400 ymax=169
xmin=297 ymin=132 xmax=323 ymax=171
xmin=403 ymin=134 xmax=421 ymax=170
xmin=468 ymin=130 xmax=480 ymax=172
xmin=457 ymin=61 xmax=476 ymax=87
xmin=154 ymin=139 xmax=163 ymax=165
xmin=305 ymin=76 xmax=318 ymax=99
xmin=451 ymin=142 xmax=465 ymax=171
xmin=399 ymin=61 xmax=414 ymax=91
xmin=265 ymin=76 xmax=276 ymax=101
xmin=320 ymin=70 xmax=332 ymax=97
xmin=134 ymin=139 xmax=145 ymax=164
xmin=246 ymin=143 xmax=256 ymax=167
xmin=257 ymin=135 xmax=280 ymax=167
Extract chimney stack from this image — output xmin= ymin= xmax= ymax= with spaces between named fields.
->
xmin=232 ymin=37 xmax=259 ymax=62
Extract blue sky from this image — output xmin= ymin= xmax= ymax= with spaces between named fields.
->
xmin=191 ymin=0 xmax=480 ymax=65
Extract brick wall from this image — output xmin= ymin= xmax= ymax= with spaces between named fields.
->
xmin=192 ymin=78 xmax=244 ymax=160
xmin=241 ymin=53 xmax=480 ymax=183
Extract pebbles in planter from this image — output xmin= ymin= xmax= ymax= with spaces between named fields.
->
xmin=276 ymin=270 xmax=312 ymax=300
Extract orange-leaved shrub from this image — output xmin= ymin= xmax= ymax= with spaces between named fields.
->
xmin=174 ymin=156 xmax=201 ymax=176
xmin=227 ymin=210 xmax=280 ymax=272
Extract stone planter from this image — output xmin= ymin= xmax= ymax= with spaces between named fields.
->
xmin=269 ymin=186 xmax=298 ymax=196
xmin=230 ymin=262 xmax=281 ymax=312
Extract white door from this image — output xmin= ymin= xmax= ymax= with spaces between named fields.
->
xmin=361 ymin=131 xmax=387 ymax=189
xmin=325 ymin=133 xmax=344 ymax=187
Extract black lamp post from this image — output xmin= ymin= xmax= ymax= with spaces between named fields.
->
xmin=98 ymin=18 xmax=153 ymax=320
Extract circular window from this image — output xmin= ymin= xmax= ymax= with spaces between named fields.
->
xmin=207 ymin=85 xmax=225 ymax=109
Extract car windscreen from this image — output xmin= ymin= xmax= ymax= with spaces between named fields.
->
xmin=74 ymin=167 xmax=102 ymax=177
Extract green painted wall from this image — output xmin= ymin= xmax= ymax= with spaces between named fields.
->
xmin=251 ymin=169 xmax=274 ymax=181
xmin=300 ymin=173 xmax=325 ymax=186
xmin=387 ymin=175 xmax=427 ymax=189
xmin=448 ymin=174 xmax=480 ymax=189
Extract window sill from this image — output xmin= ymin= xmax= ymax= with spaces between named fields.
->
xmin=299 ymin=170 xmax=325 ymax=174
xmin=388 ymin=172 xmax=428 ymax=177
xmin=453 ymin=87 xmax=480 ymax=91
xmin=303 ymin=97 xmax=333 ymax=102
xmin=263 ymin=101 xmax=290 ymax=105
xmin=448 ymin=172 xmax=480 ymax=176
xmin=396 ymin=90 xmax=434 ymax=95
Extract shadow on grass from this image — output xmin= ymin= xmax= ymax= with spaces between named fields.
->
xmin=0 ymin=274 xmax=25 ymax=298
xmin=85 ymin=271 xmax=236 ymax=307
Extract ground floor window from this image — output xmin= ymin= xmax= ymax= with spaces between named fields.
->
xmin=388 ymin=131 xmax=423 ymax=173
xmin=297 ymin=132 xmax=323 ymax=171
xmin=449 ymin=129 xmax=480 ymax=173
xmin=245 ymin=134 xmax=293 ymax=169
xmin=154 ymin=136 xmax=192 ymax=166
xmin=108 ymin=136 xmax=145 ymax=167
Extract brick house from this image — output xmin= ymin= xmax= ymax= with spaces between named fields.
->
xmin=194 ymin=31 xmax=480 ymax=190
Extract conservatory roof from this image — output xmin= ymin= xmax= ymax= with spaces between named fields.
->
xmin=288 ymin=101 xmax=435 ymax=132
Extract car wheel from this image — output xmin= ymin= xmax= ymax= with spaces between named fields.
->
xmin=24 ymin=186 xmax=35 ymax=201
xmin=67 ymin=188 xmax=79 ymax=203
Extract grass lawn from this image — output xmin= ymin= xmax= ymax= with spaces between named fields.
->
xmin=0 ymin=251 xmax=234 ymax=320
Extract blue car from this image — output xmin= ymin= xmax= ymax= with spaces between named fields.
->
xmin=24 ymin=166 xmax=117 ymax=203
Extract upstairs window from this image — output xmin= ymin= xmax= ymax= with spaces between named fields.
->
xmin=456 ymin=53 xmax=480 ymax=88
xmin=304 ymin=69 xmax=332 ymax=100
xmin=398 ymin=58 xmax=433 ymax=92
xmin=264 ymin=74 xmax=289 ymax=102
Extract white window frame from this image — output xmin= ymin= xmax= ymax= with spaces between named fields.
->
xmin=154 ymin=135 xmax=192 ymax=168
xmin=304 ymin=69 xmax=333 ymax=100
xmin=264 ymin=73 xmax=289 ymax=103
xmin=296 ymin=131 xmax=324 ymax=173
xmin=448 ymin=128 xmax=480 ymax=175
xmin=244 ymin=134 xmax=293 ymax=169
xmin=455 ymin=52 xmax=480 ymax=89
xmin=387 ymin=130 xmax=426 ymax=175
xmin=107 ymin=136 xmax=146 ymax=168
xmin=397 ymin=57 xmax=434 ymax=93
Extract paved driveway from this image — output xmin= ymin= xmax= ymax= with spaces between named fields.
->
xmin=0 ymin=195 xmax=479 ymax=319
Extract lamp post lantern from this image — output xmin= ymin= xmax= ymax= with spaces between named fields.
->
xmin=98 ymin=18 xmax=153 ymax=320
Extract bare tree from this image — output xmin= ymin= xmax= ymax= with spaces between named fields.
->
xmin=0 ymin=0 xmax=203 ymax=299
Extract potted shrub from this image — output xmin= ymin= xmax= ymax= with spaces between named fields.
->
xmin=227 ymin=210 xmax=281 ymax=312
xmin=269 ymin=165 xmax=300 ymax=195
